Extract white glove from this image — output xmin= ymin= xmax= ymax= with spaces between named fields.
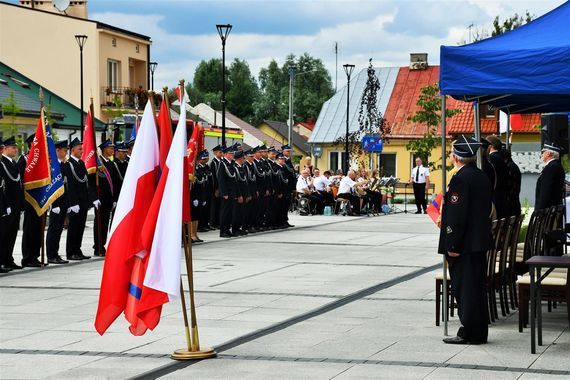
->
xmin=68 ymin=205 xmax=80 ymax=214
xmin=113 ymin=202 xmax=117 ymax=209
xmin=192 ymin=200 xmax=199 ymax=207
xmin=51 ymin=207 xmax=61 ymax=214
xmin=93 ymin=199 xmax=101 ymax=209
xmin=202 ymin=201 xmax=207 ymax=206
xmin=6 ymin=207 xmax=11 ymax=216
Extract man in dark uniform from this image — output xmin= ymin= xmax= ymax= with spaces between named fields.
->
xmin=126 ymin=137 xmax=135 ymax=162
xmin=112 ymin=142 xmax=129 ymax=202
xmin=485 ymin=135 xmax=509 ymax=219
xmin=20 ymin=134 xmax=44 ymax=267
xmin=197 ymin=150 xmax=213 ymax=232
xmin=0 ymin=138 xmax=8 ymax=272
xmin=439 ymin=135 xmax=494 ymax=345
xmin=91 ymin=139 xmax=115 ymax=257
xmin=0 ymin=137 xmax=24 ymax=271
xmin=244 ymin=149 xmax=258 ymax=233
xmin=209 ymin=145 xmax=223 ymax=229
xmin=282 ymin=145 xmax=296 ymax=227
xmin=218 ymin=146 xmax=237 ymax=238
xmin=479 ymin=139 xmax=496 ymax=194
xmin=66 ymin=138 xmax=91 ymax=261
xmin=232 ymin=150 xmax=249 ymax=235
xmin=266 ymin=147 xmax=280 ymax=228
xmin=535 ymin=142 xmax=565 ymax=211
xmin=45 ymin=140 xmax=70 ymax=264
xmin=253 ymin=146 xmax=269 ymax=231
xmin=502 ymin=147 xmax=522 ymax=216
xmin=275 ymin=153 xmax=291 ymax=228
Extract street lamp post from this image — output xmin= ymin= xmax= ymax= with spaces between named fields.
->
xmin=216 ymin=24 xmax=232 ymax=146
xmin=75 ymin=34 xmax=88 ymax=140
xmin=149 ymin=62 xmax=158 ymax=91
xmin=343 ymin=64 xmax=355 ymax=174
xmin=288 ymin=66 xmax=296 ymax=151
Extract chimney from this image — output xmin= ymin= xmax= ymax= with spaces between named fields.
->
xmin=20 ymin=1 xmax=88 ymax=19
xmin=410 ymin=53 xmax=428 ymax=70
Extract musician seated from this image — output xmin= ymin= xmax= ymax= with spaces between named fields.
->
xmin=337 ymin=170 xmax=368 ymax=215
xmin=296 ymin=168 xmax=322 ymax=214
xmin=313 ymin=168 xmax=338 ymax=209
xmin=366 ymin=169 xmax=383 ymax=213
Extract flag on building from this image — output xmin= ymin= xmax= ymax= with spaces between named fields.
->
xmin=95 ymin=100 xmax=160 ymax=335
xmin=136 ymin=93 xmax=189 ymax=329
xmin=24 ymin=109 xmax=65 ymax=216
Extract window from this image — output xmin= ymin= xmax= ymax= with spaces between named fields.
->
xmin=328 ymin=151 xmax=347 ymax=173
xmin=379 ymin=153 xmax=396 ymax=177
xmin=111 ymin=38 xmax=117 ymax=47
xmin=107 ymin=60 xmax=119 ymax=91
xmin=135 ymin=44 xmax=140 ymax=53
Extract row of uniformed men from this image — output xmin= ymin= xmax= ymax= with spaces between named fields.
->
xmin=0 ymin=136 xmax=132 ymax=273
xmin=190 ymin=143 xmax=297 ymax=240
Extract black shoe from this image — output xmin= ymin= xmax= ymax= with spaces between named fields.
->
xmin=81 ymin=254 xmax=92 ymax=260
xmin=68 ymin=255 xmax=84 ymax=261
xmin=0 ymin=267 xmax=10 ymax=274
xmin=94 ymin=252 xmax=105 ymax=257
xmin=48 ymin=257 xmax=69 ymax=264
xmin=443 ymin=336 xmax=469 ymax=345
xmin=22 ymin=260 xmax=43 ymax=268
xmin=414 ymin=211 xmax=422 ymax=214
xmin=423 ymin=210 xmax=428 ymax=214
xmin=6 ymin=262 xmax=23 ymax=270
xmin=247 ymin=227 xmax=257 ymax=233
xmin=220 ymin=233 xmax=232 ymax=238
xmin=286 ymin=223 xmax=294 ymax=227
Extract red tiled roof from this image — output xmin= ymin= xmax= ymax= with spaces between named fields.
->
xmin=447 ymin=101 xmax=498 ymax=135
xmin=296 ymin=122 xmax=314 ymax=131
xmin=510 ymin=114 xmax=541 ymax=133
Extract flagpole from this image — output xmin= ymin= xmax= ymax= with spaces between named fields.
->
xmin=171 ymin=80 xmax=215 ymax=361
xmin=91 ymin=98 xmax=104 ymax=257
xmin=39 ymin=88 xmax=47 ymax=268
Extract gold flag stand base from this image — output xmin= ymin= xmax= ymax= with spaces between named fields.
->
xmin=171 ymin=347 xmax=216 ymax=361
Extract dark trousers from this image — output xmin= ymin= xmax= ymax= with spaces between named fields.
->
xmin=0 ymin=212 xmax=20 ymax=265
xmin=367 ymin=191 xmax=382 ymax=212
xmin=232 ymin=199 xmax=244 ymax=233
xmin=22 ymin=203 xmax=42 ymax=264
xmin=413 ymin=182 xmax=427 ymax=212
xmin=46 ymin=210 xmax=66 ymax=260
xmin=302 ymin=193 xmax=323 ymax=214
xmin=199 ymin=198 xmax=210 ymax=229
xmin=338 ymin=193 xmax=360 ymax=214
xmin=448 ymin=252 xmax=489 ymax=343
xmin=93 ymin=204 xmax=112 ymax=255
xmin=256 ymin=194 xmax=269 ymax=228
xmin=66 ymin=208 xmax=87 ymax=258
xmin=220 ymin=197 xmax=233 ymax=235
xmin=210 ymin=195 xmax=220 ymax=228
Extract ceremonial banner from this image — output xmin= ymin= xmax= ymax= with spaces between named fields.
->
xmin=24 ymin=112 xmax=65 ymax=216
xmin=81 ymin=109 xmax=100 ymax=174
xmin=95 ymin=100 xmax=160 ymax=335
xmin=23 ymin=109 xmax=51 ymax=190
xmin=426 ymin=192 xmax=443 ymax=226
xmin=137 ymin=94 xmax=188 ymax=329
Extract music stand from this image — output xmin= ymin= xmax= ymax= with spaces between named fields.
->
xmin=386 ymin=177 xmax=405 ymax=214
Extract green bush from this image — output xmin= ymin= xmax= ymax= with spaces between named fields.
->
xmin=518 ymin=223 xmax=528 ymax=243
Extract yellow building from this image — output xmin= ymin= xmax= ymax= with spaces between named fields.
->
xmin=0 ymin=1 xmax=152 ymax=122
xmin=256 ymin=120 xmax=310 ymax=159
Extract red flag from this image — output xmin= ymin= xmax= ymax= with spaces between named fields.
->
xmin=426 ymin=192 xmax=444 ymax=226
xmin=94 ymin=100 xmax=160 ymax=335
xmin=82 ymin=109 xmax=99 ymax=174
xmin=157 ymin=97 xmax=173 ymax=171
xmin=23 ymin=109 xmax=51 ymax=190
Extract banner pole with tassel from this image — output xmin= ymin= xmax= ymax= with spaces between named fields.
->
xmin=39 ymin=88 xmax=47 ymax=268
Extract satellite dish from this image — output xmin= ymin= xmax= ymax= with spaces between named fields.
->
xmin=53 ymin=0 xmax=70 ymax=12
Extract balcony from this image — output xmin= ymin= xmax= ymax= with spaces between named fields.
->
xmin=100 ymin=86 xmax=162 ymax=110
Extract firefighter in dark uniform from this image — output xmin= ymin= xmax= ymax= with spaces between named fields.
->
xmin=244 ymin=149 xmax=258 ymax=233
xmin=197 ymin=150 xmax=213 ymax=232
xmin=45 ymin=140 xmax=70 ymax=264
xmin=253 ymin=146 xmax=269 ymax=231
xmin=232 ymin=150 xmax=249 ymax=236
xmin=66 ymin=138 xmax=92 ymax=261
xmin=209 ymin=145 xmax=223 ymax=229
xmin=112 ymin=142 xmax=129 ymax=201
xmin=218 ymin=146 xmax=237 ymax=237
xmin=0 ymin=137 xmax=25 ymax=272
xmin=439 ymin=135 xmax=494 ymax=345
xmin=126 ymin=137 xmax=135 ymax=162
xmin=282 ymin=145 xmax=296 ymax=227
xmin=275 ymin=153 xmax=291 ymax=228
xmin=535 ymin=142 xmax=565 ymax=211
xmin=20 ymin=134 xmax=44 ymax=267
xmin=485 ymin=135 xmax=509 ymax=219
xmin=266 ymin=147 xmax=280 ymax=228
xmin=190 ymin=150 xmax=209 ymax=243
xmin=91 ymin=139 xmax=114 ymax=257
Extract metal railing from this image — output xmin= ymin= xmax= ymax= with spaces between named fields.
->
xmin=100 ymin=87 xmax=162 ymax=109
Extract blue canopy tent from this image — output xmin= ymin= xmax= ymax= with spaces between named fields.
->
xmin=437 ymin=1 xmax=570 ymax=336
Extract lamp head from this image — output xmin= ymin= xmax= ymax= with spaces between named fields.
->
xmin=343 ymin=64 xmax=355 ymax=78
xmin=149 ymin=62 xmax=158 ymax=73
xmin=216 ymin=24 xmax=233 ymax=42
xmin=75 ymin=34 xmax=88 ymax=49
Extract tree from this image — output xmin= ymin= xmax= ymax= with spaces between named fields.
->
xmin=333 ymin=59 xmax=388 ymax=168
xmin=492 ymin=11 xmax=534 ymax=36
xmin=253 ymin=59 xmax=287 ymax=123
xmin=227 ymin=58 xmax=259 ymax=122
xmin=0 ymin=90 xmax=23 ymax=147
xmin=405 ymin=83 xmax=462 ymax=171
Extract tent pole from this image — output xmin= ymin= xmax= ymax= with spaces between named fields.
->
xmin=506 ymin=109 xmax=511 ymax=151
xmin=441 ymin=95 xmax=448 ymax=336
xmin=473 ymin=99 xmax=482 ymax=169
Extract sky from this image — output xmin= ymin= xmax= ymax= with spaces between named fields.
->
xmin=24 ymin=0 xmax=569 ymax=89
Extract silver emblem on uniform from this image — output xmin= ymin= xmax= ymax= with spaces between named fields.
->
xmin=446 ymin=226 xmax=453 ymax=234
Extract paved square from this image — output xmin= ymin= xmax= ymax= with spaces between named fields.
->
xmin=1 ymin=213 xmax=568 ymax=379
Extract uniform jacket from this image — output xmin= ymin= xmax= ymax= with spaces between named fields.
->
xmin=488 ymin=151 xmax=509 ymax=218
xmin=90 ymin=156 xmax=114 ymax=206
xmin=284 ymin=157 xmax=297 ymax=192
xmin=234 ymin=163 xmax=249 ymax=198
xmin=209 ymin=157 xmax=221 ymax=191
xmin=66 ymin=156 xmax=91 ymax=210
xmin=438 ymin=163 xmax=494 ymax=255
xmin=0 ymin=155 xmax=24 ymax=213
xmin=217 ymin=158 xmax=237 ymax=198
xmin=112 ymin=159 xmax=128 ymax=202
xmin=245 ymin=161 xmax=258 ymax=197
xmin=535 ymin=159 xmax=565 ymax=211
xmin=51 ymin=160 xmax=69 ymax=210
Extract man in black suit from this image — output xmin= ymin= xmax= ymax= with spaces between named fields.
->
xmin=92 ymin=139 xmax=115 ymax=257
xmin=0 ymin=137 xmax=25 ymax=271
xmin=19 ymin=134 xmax=44 ymax=267
xmin=253 ymin=146 xmax=270 ymax=231
xmin=502 ymin=147 xmax=522 ymax=217
xmin=66 ymin=138 xmax=92 ymax=261
xmin=439 ymin=135 xmax=494 ymax=345
xmin=209 ymin=145 xmax=223 ymax=229
xmin=485 ymin=135 xmax=509 ymax=219
xmin=46 ymin=140 xmax=70 ymax=264
xmin=112 ymin=142 xmax=129 ymax=202
xmin=218 ymin=146 xmax=237 ymax=237
xmin=535 ymin=143 xmax=565 ymax=211
xmin=275 ymin=153 xmax=291 ymax=227
xmin=197 ymin=150 xmax=214 ymax=232
xmin=282 ymin=145 xmax=296 ymax=227
xmin=232 ymin=150 xmax=249 ymax=236
xmin=244 ymin=149 xmax=258 ymax=233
